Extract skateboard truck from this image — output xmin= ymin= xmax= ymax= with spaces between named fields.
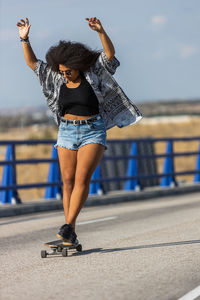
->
xmin=41 ymin=240 xmax=82 ymax=258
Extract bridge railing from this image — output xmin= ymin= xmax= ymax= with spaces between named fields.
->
xmin=0 ymin=137 xmax=200 ymax=204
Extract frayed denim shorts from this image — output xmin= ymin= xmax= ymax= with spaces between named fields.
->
xmin=54 ymin=113 xmax=107 ymax=151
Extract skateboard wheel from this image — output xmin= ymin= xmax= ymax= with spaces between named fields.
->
xmin=62 ymin=248 xmax=68 ymax=257
xmin=41 ymin=250 xmax=47 ymax=258
xmin=57 ymin=246 xmax=62 ymax=252
xmin=76 ymin=244 xmax=82 ymax=252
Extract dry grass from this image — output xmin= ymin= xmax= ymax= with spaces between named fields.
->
xmin=107 ymin=116 xmax=200 ymax=184
xmin=0 ymin=116 xmax=200 ymax=202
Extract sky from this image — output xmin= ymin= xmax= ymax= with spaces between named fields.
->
xmin=0 ymin=0 xmax=199 ymax=109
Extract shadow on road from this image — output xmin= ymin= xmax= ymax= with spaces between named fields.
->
xmin=72 ymin=239 xmax=200 ymax=256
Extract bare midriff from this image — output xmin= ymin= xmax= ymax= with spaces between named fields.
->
xmin=63 ymin=113 xmax=97 ymax=120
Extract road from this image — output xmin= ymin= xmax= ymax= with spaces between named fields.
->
xmin=1 ymin=192 xmax=200 ymax=300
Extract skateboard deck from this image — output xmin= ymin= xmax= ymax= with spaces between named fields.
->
xmin=41 ymin=239 xmax=82 ymax=258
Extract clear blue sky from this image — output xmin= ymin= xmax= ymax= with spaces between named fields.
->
xmin=0 ymin=0 xmax=199 ymax=109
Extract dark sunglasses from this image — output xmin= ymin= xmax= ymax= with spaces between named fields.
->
xmin=59 ymin=70 xmax=72 ymax=76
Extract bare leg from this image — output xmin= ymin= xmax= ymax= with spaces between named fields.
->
xmin=67 ymin=143 xmax=105 ymax=227
xmin=57 ymin=146 xmax=77 ymax=225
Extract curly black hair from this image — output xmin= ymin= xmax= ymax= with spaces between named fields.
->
xmin=45 ymin=40 xmax=101 ymax=73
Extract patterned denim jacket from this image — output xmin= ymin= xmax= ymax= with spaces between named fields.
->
xmin=33 ymin=51 xmax=143 ymax=130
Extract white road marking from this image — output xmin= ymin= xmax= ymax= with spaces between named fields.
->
xmin=178 ymin=286 xmax=200 ymax=300
xmin=77 ymin=216 xmax=117 ymax=225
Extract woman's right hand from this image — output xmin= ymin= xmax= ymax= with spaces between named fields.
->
xmin=16 ymin=17 xmax=31 ymax=39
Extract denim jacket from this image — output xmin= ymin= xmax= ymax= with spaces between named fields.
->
xmin=33 ymin=51 xmax=142 ymax=130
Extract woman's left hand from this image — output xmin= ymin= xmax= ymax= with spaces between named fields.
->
xmin=85 ymin=17 xmax=104 ymax=33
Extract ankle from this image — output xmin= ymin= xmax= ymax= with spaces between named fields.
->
xmin=71 ymin=223 xmax=76 ymax=231
xmin=66 ymin=220 xmax=76 ymax=230
xmin=66 ymin=222 xmax=75 ymax=231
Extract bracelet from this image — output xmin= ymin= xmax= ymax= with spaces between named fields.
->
xmin=20 ymin=36 xmax=30 ymax=44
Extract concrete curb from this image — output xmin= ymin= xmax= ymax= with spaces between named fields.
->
xmin=1 ymin=183 xmax=200 ymax=218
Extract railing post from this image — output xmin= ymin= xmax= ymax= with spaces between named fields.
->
xmin=89 ymin=163 xmax=104 ymax=195
xmin=44 ymin=146 xmax=62 ymax=200
xmin=0 ymin=144 xmax=21 ymax=204
xmin=11 ymin=143 xmax=21 ymax=203
xmin=124 ymin=142 xmax=140 ymax=191
xmin=160 ymin=140 xmax=177 ymax=187
xmin=194 ymin=141 xmax=200 ymax=182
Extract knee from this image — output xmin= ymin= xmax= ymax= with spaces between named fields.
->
xmin=75 ymin=173 xmax=91 ymax=187
xmin=62 ymin=177 xmax=75 ymax=189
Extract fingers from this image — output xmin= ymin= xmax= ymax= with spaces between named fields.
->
xmin=20 ymin=19 xmax=26 ymax=25
xmin=25 ymin=17 xmax=29 ymax=25
xmin=16 ymin=22 xmax=23 ymax=27
xmin=16 ymin=18 xmax=29 ymax=27
xmin=85 ymin=17 xmax=98 ymax=23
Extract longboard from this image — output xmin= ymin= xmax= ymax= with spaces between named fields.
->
xmin=41 ymin=239 xmax=82 ymax=258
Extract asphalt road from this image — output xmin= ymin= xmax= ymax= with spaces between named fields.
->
xmin=1 ymin=192 xmax=200 ymax=300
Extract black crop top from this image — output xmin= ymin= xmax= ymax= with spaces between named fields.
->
xmin=58 ymin=75 xmax=99 ymax=116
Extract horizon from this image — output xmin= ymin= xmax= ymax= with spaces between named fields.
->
xmin=1 ymin=97 xmax=200 ymax=115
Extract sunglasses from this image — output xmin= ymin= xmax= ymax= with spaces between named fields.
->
xmin=59 ymin=70 xmax=72 ymax=76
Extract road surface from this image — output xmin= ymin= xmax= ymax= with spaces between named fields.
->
xmin=1 ymin=192 xmax=200 ymax=300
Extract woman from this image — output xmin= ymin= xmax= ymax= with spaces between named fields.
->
xmin=16 ymin=17 xmax=142 ymax=246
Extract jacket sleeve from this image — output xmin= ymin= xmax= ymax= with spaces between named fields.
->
xmin=33 ymin=59 xmax=58 ymax=112
xmin=93 ymin=51 xmax=120 ymax=75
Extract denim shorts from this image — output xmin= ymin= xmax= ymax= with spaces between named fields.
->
xmin=54 ymin=113 xmax=107 ymax=151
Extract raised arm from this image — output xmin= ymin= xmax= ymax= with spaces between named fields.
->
xmin=16 ymin=17 xmax=38 ymax=70
xmin=85 ymin=17 xmax=115 ymax=61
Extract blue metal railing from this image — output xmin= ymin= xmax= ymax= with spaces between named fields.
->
xmin=0 ymin=137 xmax=200 ymax=204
